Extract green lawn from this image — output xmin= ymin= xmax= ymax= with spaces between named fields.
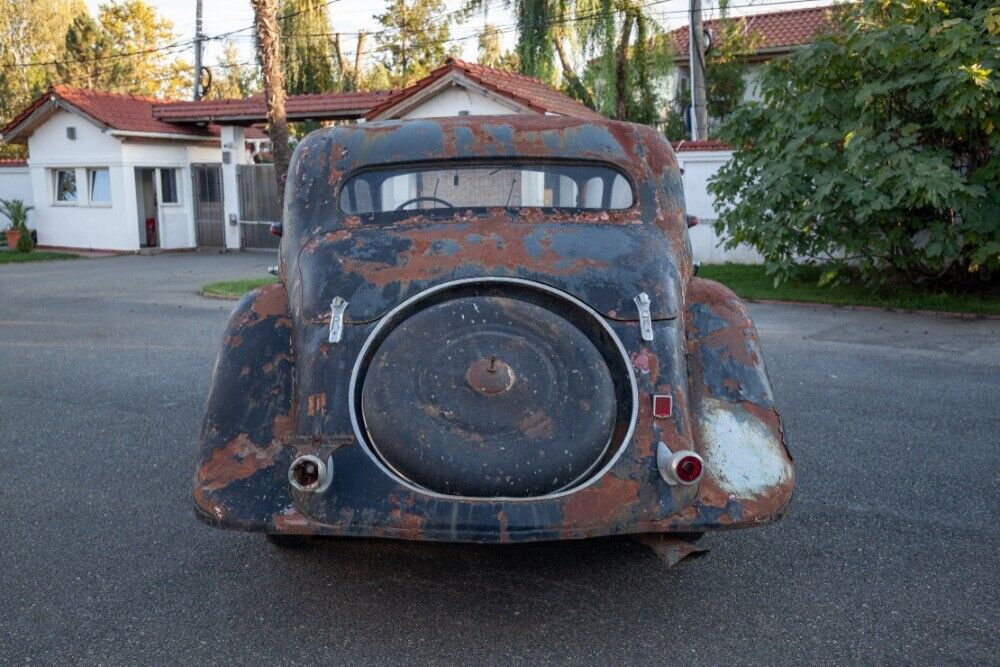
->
xmin=200 ymin=265 xmax=999 ymax=316
xmin=699 ymin=264 xmax=1000 ymax=316
xmin=201 ymin=277 xmax=278 ymax=299
xmin=0 ymin=250 xmax=79 ymax=264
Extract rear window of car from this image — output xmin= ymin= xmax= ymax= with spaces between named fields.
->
xmin=339 ymin=162 xmax=633 ymax=218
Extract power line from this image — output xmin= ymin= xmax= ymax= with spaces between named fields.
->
xmin=7 ymin=0 xmax=346 ymax=69
xmin=14 ymin=0 xmax=833 ymax=86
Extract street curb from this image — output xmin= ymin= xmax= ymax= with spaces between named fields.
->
xmin=199 ymin=290 xmax=240 ymax=301
xmin=745 ymin=297 xmax=999 ymax=320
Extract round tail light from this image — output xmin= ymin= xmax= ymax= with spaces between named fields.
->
xmin=656 ymin=442 xmax=705 ymax=486
xmin=289 ymin=455 xmax=333 ymax=492
xmin=675 ymin=454 xmax=703 ymax=484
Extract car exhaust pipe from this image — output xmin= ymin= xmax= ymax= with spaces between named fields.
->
xmin=288 ymin=454 xmax=334 ymax=492
xmin=656 ymin=442 xmax=704 ymax=486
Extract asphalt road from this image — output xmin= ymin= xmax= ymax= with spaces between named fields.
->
xmin=1 ymin=252 xmax=997 ymax=666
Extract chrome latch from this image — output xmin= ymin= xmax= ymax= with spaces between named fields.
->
xmin=328 ymin=297 xmax=348 ymax=343
xmin=634 ymin=292 xmax=654 ymax=341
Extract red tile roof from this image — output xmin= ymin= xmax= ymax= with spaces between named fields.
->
xmin=671 ymin=139 xmax=731 ymax=152
xmin=0 ymin=158 xmax=27 ymax=167
xmin=1 ymin=85 xmax=271 ymax=142
xmin=153 ymin=90 xmax=396 ymax=123
xmin=51 ymin=85 xmax=214 ymax=136
xmin=670 ymin=5 xmax=837 ymax=58
xmin=365 ymin=57 xmax=603 ymax=120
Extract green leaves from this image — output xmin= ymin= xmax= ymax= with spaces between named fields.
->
xmin=708 ymin=0 xmax=1000 ymax=289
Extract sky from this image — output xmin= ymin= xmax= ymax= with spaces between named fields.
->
xmin=83 ymin=0 xmax=834 ymax=75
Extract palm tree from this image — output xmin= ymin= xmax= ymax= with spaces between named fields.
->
xmin=0 ymin=198 xmax=35 ymax=252
xmin=250 ymin=0 xmax=292 ymax=213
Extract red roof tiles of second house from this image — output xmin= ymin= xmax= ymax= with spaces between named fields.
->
xmin=365 ymin=58 xmax=604 ymax=120
xmin=152 ymin=90 xmax=397 ymax=122
xmin=0 ymin=158 xmax=28 ymax=167
xmin=670 ymin=5 xmax=838 ymax=57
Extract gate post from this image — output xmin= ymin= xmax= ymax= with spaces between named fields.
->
xmin=220 ymin=125 xmax=249 ymax=250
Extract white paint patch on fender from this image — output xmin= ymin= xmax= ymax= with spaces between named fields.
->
xmin=698 ymin=397 xmax=791 ymax=498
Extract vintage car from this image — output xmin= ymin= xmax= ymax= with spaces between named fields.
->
xmin=194 ymin=116 xmax=794 ymax=562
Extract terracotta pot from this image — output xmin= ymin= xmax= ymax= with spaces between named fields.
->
xmin=5 ymin=228 xmax=20 ymax=249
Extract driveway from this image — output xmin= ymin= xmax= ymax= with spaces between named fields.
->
xmin=1 ymin=253 xmax=997 ymax=665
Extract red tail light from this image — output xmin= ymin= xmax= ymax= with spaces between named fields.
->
xmin=656 ymin=442 xmax=705 ymax=486
xmin=675 ymin=454 xmax=703 ymax=484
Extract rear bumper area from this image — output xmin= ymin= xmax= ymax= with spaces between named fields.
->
xmin=193 ymin=428 xmax=793 ymax=543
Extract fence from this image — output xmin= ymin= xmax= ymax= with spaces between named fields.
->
xmin=238 ymin=164 xmax=281 ymax=223
xmin=237 ymin=163 xmax=281 ymax=250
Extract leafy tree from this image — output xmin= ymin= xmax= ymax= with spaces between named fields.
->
xmin=709 ymin=1 xmax=1000 ymax=288
xmin=375 ymin=0 xmax=453 ymax=87
xmin=467 ymin=0 xmax=672 ymax=122
xmin=477 ymin=23 xmax=519 ymax=71
xmin=279 ymin=0 xmax=336 ymax=94
xmin=96 ymin=0 xmax=192 ymax=98
xmin=205 ymin=40 xmax=261 ymax=99
xmin=0 ymin=0 xmax=83 ymax=156
xmin=513 ymin=0 xmax=556 ymax=81
xmin=704 ymin=18 xmax=762 ymax=120
xmin=660 ymin=12 xmax=763 ymax=140
xmin=569 ymin=0 xmax=674 ymax=122
xmin=48 ymin=1 xmax=192 ymax=99
xmin=332 ymin=32 xmax=369 ymax=90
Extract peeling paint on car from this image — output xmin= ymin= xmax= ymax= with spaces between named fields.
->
xmin=697 ymin=397 xmax=793 ymax=498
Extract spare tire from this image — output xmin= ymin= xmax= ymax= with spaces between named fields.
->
xmin=357 ymin=281 xmax=629 ymax=497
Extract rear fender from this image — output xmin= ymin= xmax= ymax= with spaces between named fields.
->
xmin=193 ymin=284 xmax=295 ymax=529
xmin=681 ymin=278 xmax=794 ymax=529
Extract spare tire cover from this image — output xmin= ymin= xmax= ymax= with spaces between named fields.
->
xmin=360 ymin=295 xmax=617 ymax=497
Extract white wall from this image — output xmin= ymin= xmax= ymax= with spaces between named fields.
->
xmin=677 ymin=148 xmax=763 ymax=264
xmin=26 ymin=110 xmax=140 ymax=250
xmin=400 ymin=85 xmax=521 ymax=118
xmin=121 ymin=140 xmax=203 ymax=250
xmin=0 ymin=166 xmax=33 ymax=228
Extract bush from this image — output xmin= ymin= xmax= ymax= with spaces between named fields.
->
xmin=708 ymin=1 xmax=1000 ymax=288
xmin=15 ymin=226 xmax=35 ymax=253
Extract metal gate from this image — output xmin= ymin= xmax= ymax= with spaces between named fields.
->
xmin=238 ymin=164 xmax=280 ymax=250
xmin=192 ymin=164 xmax=224 ymax=247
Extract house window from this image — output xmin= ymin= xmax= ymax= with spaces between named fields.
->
xmin=54 ymin=169 xmax=77 ymax=203
xmin=88 ymin=168 xmax=111 ymax=204
xmin=160 ymin=168 xmax=179 ymax=204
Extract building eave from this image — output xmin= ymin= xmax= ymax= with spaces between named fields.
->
xmin=368 ymin=70 xmax=533 ymax=121
xmin=108 ymin=129 xmax=218 ymax=143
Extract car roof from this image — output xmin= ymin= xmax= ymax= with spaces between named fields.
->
xmin=294 ymin=115 xmax=670 ymax=185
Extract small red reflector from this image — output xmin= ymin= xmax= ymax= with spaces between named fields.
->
xmin=652 ymin=394 xmax=673 ymax=418
xmin=676 ymin=455 xmax=703 ymax=484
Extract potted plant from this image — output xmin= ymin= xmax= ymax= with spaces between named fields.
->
xmin=0 ymin=199 xmax=34 ymax=252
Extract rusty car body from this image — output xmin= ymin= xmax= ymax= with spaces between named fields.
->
xmin=194 ymin=115 xmax=794 ymax=553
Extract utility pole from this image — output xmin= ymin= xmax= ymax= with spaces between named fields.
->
xmin=193 ymin=0 xmax=204 ymax=99
xmin=689 ymin=0 xmax=708 ymax=140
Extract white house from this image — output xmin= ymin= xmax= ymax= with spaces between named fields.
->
xmin=0 ymin=86 xmax=272 ymax=252
xmin=662 ymin=5 xmax=836 ymax=126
